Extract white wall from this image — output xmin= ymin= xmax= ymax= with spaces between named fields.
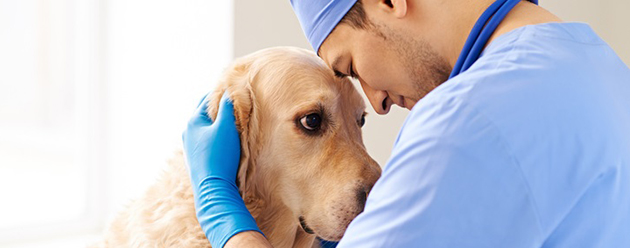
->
xmin=234 ymin=0 xmax=630 ymax=166
xmin=542 ymin=0 xmax=630 ymax=65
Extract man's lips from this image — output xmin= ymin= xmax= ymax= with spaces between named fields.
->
xmin=389 ymin=95 xmax=407 ymax=109
xmin=399 ymin=96 xmax=407 ymax=109
xmin=383 ymin=94 xmax=411 ymax=111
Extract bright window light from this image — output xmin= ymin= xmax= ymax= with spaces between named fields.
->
xmin=0 ymin=0 xmax=232 ymax=246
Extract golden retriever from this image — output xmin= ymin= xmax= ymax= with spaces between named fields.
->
xmin=95 ymin=47 xmax=381 ymax=247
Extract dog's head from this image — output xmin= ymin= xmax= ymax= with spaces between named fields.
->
xmin=206 ymin=47 xmax=381 ymax=242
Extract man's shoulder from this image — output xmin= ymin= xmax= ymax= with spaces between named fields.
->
xmin=400 ymin=21 xmax=630 ymax=147
xmin=403 ymin=63 xmax=514 ymax=132
xmin=396 ymin=79 xmax=491 ymax=148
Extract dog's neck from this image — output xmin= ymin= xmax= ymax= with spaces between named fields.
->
xmin=243 ymin=189 xmax=316 ymax=247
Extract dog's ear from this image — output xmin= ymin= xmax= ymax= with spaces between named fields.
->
xmin=205 ymin=58 xmax=260 ymax=198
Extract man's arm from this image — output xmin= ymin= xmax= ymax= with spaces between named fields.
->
xmin=224 ymin=231 xmax=273 ymax=248
xmin=337 ymin=97 xmax=544 ymax=247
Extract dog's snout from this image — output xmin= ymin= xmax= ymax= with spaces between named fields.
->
xmin=356 ymin=186 xmax=370 ymax=212
xmin=353 ymin=159 xmax=380 ymax=213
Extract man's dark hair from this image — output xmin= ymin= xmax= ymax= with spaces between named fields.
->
xmin=339 ymin=1 xmax=371 ymax=29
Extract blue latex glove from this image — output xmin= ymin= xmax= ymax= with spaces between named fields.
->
xmin=182 ymin=92 xmax=262 ymax=248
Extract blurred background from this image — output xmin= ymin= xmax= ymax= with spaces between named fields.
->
xmin=0 ymin=0 xmax=628 ymax=247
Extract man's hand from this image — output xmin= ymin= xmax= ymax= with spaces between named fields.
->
xmin=183 ymin=92 xmax=264 ymax=248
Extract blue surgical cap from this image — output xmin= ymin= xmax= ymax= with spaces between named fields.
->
xmin=291 ymin=0 xmax=539 ymax=53
xmin=290 ymin=0 xmax=358 ymax=52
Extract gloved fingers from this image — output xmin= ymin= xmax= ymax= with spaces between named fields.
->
xmin=214 ymin=91 xmax=237 ymax=126
xmin=196 ymin=93 xmax=210 ymax=108
xmin=188 ymin=96 xmax=213 ymax=127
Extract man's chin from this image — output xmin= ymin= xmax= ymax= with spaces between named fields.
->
xmin=403 ymin=98 xmax=418 ymax=110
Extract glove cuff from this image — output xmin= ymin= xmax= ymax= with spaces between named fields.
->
xmin=194 ymin=177 xmax=263 ymax=248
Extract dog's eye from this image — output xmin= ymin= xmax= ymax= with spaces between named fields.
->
xmin=300 ymin=113 xmax=322 ymax=131
xmin=358 ymin=115 xmax=365 ymax=127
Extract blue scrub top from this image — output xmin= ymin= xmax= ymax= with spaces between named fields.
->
xmin=337 ymin=22 xmax=630 ymax=247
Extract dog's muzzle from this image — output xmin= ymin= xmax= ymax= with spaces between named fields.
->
xmin=299 ymin=216 xmax=314 ymax=234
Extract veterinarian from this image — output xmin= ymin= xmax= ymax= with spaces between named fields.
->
xmin=183 ymin=0 xmax=630 ymax=247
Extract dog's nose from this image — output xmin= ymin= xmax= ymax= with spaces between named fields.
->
xmin=356 ymin=187 xmax=369 ymax=212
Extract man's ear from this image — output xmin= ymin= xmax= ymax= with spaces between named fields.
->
xmin=205 ymin=58 xmax=258 ymax=195
xmin=368 ymin=0 xmax=408 ymax=18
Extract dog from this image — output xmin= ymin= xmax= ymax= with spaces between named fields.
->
xmin=95 ymin=47 xmax=382 ymax=247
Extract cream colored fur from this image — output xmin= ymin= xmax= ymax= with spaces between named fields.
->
xmin=94 ymin=47 xmax=381 ymax=248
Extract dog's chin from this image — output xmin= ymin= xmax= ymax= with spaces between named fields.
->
xmin=316 ymin=232 xmax=344 ymax=242
xmin=299 ymin=217 xmax=346 ymax=241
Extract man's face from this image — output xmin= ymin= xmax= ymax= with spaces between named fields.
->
xmin=319 ymin=20 xmax=451 ymax=115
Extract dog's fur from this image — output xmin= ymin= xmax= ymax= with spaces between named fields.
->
xmin=95 ymin=47 xmax=381 ymax=247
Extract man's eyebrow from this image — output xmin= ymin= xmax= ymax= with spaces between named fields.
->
xmin=331 ymin=56 xmax=348 ymax=78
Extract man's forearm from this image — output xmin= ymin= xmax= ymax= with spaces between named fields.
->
xmin=224 ymin=231 xmax=273 ymax=248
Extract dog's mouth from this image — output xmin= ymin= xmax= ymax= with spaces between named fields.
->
xmin=299 ymin=216 xmax=315 ymax=234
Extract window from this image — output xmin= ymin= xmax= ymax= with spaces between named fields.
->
xmin=0 ymin=0 xmax=232 ymax=245
xmin=0 ymin=0 xmax=92 ymax=241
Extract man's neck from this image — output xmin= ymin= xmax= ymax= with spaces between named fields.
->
xmin=487 ymin=1 xmax=562 ymax=47
xmin=447 ymin=1 xmax=562 ymax=67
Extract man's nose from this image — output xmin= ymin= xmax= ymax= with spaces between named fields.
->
xmin=359 ymin=79 xmax=391 ymax=115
